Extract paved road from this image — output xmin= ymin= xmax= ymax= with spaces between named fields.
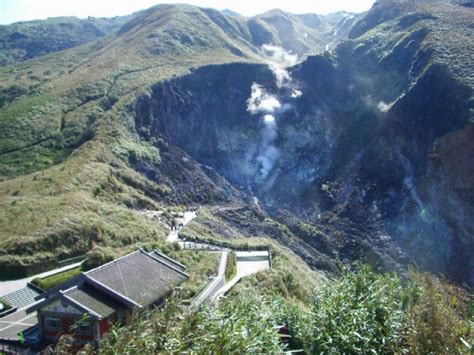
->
xmin=165 ymin=208 xmax=270 ymax=306
xmin=214 ymin=251 xmax=270 ymax=299
xmin=0 ymin=262 xmax=82 ymax=297
xmin=166 ymin=211 xmax=197 ymax=242
xmin=191 ymin=251 xmax=228 ymax=309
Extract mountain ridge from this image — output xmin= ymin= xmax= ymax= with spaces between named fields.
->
xmin=0 ymin=0 xmax=472 ymax=289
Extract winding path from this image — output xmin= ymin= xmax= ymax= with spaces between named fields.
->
xmin=213 ymin=250 xmax=270 ymax=299
xmin=191 ymin=251 xmax=228 ymax=309
xmin=166 ymin=211 xmax=197 ymax=242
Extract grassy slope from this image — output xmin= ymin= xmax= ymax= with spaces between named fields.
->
xmin=0 ymin=15 xmax=135 ymax=66
xmin=0 ymin=5 xmax=266 ymax=276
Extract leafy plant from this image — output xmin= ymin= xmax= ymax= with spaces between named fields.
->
xmin=404 ymin=272 xmax=472 ymax=354
xmin=101 ymin=295 xmax=287 ymax=354
xmin=308 ymin=265 xmax=408 ymax=354
xmin=225 ymin=251 xmax=237 ymax=281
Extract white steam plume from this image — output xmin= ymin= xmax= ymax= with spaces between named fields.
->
xmin=247 ymin=85 xmax=281 ymax=179
xmin=247 ymin=83 xmax=281 ymax=114
xmin=261 ymin=44 xmax=298 ymax=88
xmin=377 ymin=101 xmax=391 ymax=112
xmin=246 ymin=44 xmax=302 ymax=181
xmin=291 ymin=89 xmax=303 ymax=98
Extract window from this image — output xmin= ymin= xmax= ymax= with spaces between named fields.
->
xmin=45 ymin=317 xmax=61 ymax=329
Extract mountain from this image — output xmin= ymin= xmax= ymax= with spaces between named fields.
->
xmin=0 ymin=15 xmax=135 ymax=66
xmin=0 ymin=5 xmax=358 ymax=69
xmin=221 ymin=9 xmax=242 ymax=17
xmin=0 ymin=0 xmax=472 ymax=292
xmin=131 ymin=1 xmax=474 ymax=285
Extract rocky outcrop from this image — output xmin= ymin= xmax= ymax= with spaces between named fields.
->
xmin=132 ymin=1 xmax=474 ymax=286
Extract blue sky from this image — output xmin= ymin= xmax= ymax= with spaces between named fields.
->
xmin=0 ymin=0 xmax=375 ymax=24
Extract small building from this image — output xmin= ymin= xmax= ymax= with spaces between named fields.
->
xmin=27 ymin=249 xmax=188 ymax=347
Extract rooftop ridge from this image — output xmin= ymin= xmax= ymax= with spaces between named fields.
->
xmin=141 ymin=249 xmax=190 ymax=279
xmin=152 ymin=249 xmax=187 ymax=270
xmin=85 ymin=250 xmax=142 ymax=276
xmin=60 ymin=285 xmax=79 ymax=295
xmin=62 ymin=293 xmax=102 ymax=319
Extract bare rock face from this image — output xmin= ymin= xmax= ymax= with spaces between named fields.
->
xmin=132 ymin=1 xmax=474 ymax=286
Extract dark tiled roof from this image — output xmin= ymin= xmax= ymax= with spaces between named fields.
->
xmin=86 ymin=250 xmax=188 ymax=307
xmin=65 ymin=284 xmax=124 ymax=318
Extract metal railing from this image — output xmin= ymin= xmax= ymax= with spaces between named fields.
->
xmin=180 ymin=235 xmax=271 ymax=252
xmin=0 ymin=337 xmax=30 ymax=354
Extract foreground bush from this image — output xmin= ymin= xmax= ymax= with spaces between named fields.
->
xmin=280 ymin=266 xmax=472 ymax=354
xmin=308 ymin=266 xmax=407 ymax=353
xmin=99 ymin=266 xmax=472 ymax=354
xmin=405 ymin=272 xmax=472 ymax=354
xmin=101 ymin=295 xmax=286 ymax=354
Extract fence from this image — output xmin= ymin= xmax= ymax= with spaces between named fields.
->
xmin=0 ymin=338 xmax=30 ymax=354
xmin=180 ymin=240 xmax=227 ymax=251
xmin=57 ymin=254 xmax=85 ymax=267
xmin=180 ymin=235 xmax=271 ymax=253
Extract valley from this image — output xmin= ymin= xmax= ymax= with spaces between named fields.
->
xmin=0 ymin=0 xmax=472 ymax=352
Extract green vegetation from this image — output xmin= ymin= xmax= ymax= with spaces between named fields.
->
xmin=140 ymin=244 xmax=221 ymax=300
xmin=100 ymin=294 xmax=287 ymax=354
xmin=296 ymin=267 xmax=472 ymax=354
xmin=82 ymin=246 xmax=116 ymax=271
xmin=99 ymin=265 xmax=473 ymax=354
xmin=0 ymin=298 xmax=12 ymax=311
xmin=307 ymin=266 xmax=408 ymax=353
xmin=32 ymin=266 xmax=82 ymax=290
xmin=225 ymin=251 xmax=236 ymax=281
xmin=0 ymin=15 xmax=133 ymax=66
xmin=0 ymin=84 xmax=29 ymax=108
xmin=0 ymin=6 xmax=258 ymax=276
xmin=405 ymin=272 xmax=473 ymax=354
xmin=0 ymin=4 xmax=472 ymax=354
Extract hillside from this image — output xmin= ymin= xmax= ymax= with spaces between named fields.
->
xmin=129 ymin=0 xmax=473 ymax=286
xmin=0 ymin=0 xmax=473 ymax=352
xmin=0 ymin=15 xmax=135 ymax=66
xmin=0 ymin=0 xmax=472 ymax=302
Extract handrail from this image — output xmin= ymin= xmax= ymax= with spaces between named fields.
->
xmin=181 ymin=235 xmax=271 ymax=252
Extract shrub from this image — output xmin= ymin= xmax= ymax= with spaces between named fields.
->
xmin=0 ymin=84 xmax=28 ymax=108
xmin=308 ymin=265 xmax=408 ymax=354
xmin=405 ymin=272 xmax=472 ymax=354
xmin=82 ymin=246 xmax=115 ymax=271
xmin=96 ymin=264 xmax=473 ymax=354
xmin=225 ymin=251 xmax=236 ymax=281
xmin=101 ymin=295 xmax=286 ymax=354
xmin=31 ymin=266 xmax=82 ymax=290
xmin=0 ymin=298 xmax=12 ymax=312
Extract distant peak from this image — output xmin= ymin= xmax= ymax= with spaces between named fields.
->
xmin=221 ymin=9 xmax=242 ymax=17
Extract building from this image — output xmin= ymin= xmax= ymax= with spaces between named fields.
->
xmin=26 ymin=249 xmax=188 ymax=347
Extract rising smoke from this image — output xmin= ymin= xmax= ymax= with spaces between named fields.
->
xmin=246 ymin=44 xmax=302 ymax=180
